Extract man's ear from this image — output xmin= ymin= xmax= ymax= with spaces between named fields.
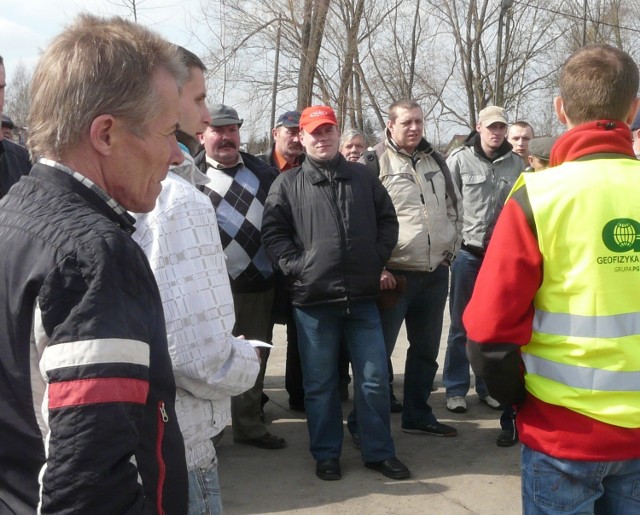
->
xmin=624 ymin=97 xmax=640 ymax=125
xmin=89 ymin=114 xmax=116 ymax=156
xmin=554 ymin=96 xmax=568 ymax=126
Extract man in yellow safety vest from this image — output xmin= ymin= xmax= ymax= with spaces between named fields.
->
xmin=464 ymin=44 xmax=640 ymax=514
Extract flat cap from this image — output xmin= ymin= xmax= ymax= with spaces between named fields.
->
xmin=209 ymin=104 xmax=243 ymax=127
xmin=529 ymin=136 xmax=557 ymax=161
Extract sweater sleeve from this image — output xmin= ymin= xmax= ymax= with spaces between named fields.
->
xmin=463 ymin=186 xmax=542 ymax=405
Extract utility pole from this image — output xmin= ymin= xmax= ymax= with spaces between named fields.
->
xmin=269 ymin=17 xmax=282 ymax=146
xmin=494 ymin=0 xmax=514 ymax=106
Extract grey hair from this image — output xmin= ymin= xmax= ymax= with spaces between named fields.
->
xmin=28 ymin=14 xmax=187 ymax=160
xmin=339 ymin=128 xmax=366 ymax=149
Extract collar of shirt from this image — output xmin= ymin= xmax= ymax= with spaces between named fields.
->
xmin=274 ymin=148 xmax=298 ymax=172
xmin=39 ymin=157 xmax=128 ymax=217
xmin=205 ymin=153 xmax=244 ymax=171
xmin=171 ymin=149 xmax=210 ymax=187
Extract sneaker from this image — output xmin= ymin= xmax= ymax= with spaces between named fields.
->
xmin=496 ymin=428 xmax=519 ymax=447
xmin=402 ymin=421 xmax=458 ymax=437
xmin=480 ymin=395 xmax=502 ymax=410
xmin=446 ymin=396 xmax=467 ymax=413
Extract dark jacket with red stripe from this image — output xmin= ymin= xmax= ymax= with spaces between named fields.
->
xmin=0 ymin=163 xmax=188 ymax=514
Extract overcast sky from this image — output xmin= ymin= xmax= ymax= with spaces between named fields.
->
xmin=1 ymin=0 xmax=204 ymax=80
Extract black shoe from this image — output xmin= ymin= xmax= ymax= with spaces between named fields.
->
xmin=365 ymin=457 xmax=410 ymax=480
xmin=496 ymin=428 xmax=519 ymax=447
xmin=316 ymin=458 xmax=341 ymax=480
xmin=350 ymin=432 xmax=361 ymax=450
xmin=390 ymin=393 xmax=403 ymax=413
xmin=234 ymin=432 xmax=287 ymax=449
xmin=339 ymin=382 xmax=349 ymax=401
xmin=288 ymin=400 xmax=305 ymax=412
xmin=402 ymin=421 xmax=458 ymax=437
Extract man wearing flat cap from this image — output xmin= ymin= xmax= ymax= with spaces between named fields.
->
xmin=528 ymin=136 xmax=557 ymax=172
xmin=443 ymin=105 xmax=524 ymax=446
xmin=262 ymin=105 xmax=410 ymax=482
xmin=196 ymin=104 xmax=286 ymax=450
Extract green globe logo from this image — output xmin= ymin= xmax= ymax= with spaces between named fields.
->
xmin=613 ymin=222 xmax=636 ymax=248
xmin=603 ymin=218 xmax=640 ymax=252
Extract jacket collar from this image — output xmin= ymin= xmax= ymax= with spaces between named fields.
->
xmin=464 ymin=130 xmax=514 ymax=162
xmin=549 ymin=120 xmax=635 ymax=167
xmin=303 ymin=153 xmax=349 ymax=184
xmin=31 ymin=161 xmax=137 ymax=233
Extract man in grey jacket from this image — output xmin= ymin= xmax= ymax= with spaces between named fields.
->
xmin=443 ymin=106 xmax=524 ymax=425
xmin=357 ymin=99 xmax=462 ymax=438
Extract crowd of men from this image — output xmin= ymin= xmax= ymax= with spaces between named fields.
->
xmin=0 ymin=13 xmax=639 ymax=515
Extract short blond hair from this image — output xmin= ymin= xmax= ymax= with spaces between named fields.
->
xmin=28 ymin=14 xmax=187 ymax=160
xmin=560 ymin=44 xmax=638 ymax=124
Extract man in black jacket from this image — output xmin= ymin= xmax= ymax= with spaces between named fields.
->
xmin=262 ymin=105 xmax=410 ymax=481
xmin=0 ymin=15 xmax=188 ymax=513
xmin=197 ymin=104 xmax=286 ymax=450
xmin=0 ymin=56 xmax=30 ymax=198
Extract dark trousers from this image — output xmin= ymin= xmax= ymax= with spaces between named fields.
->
xmin=231 ymin=288 xmax=274 ymax=440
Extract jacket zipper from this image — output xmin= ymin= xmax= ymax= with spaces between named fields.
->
xmin=328 ymin=177 xmax=351 ymax=314
xmin=156 ymin=400 xmax=169 ymax=515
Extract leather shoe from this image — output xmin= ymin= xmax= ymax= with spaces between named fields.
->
xmin=234 ymin=432 xmax=286 ymax=449
xmin=390 ymin=393 xmax=403 ymax=413
xmin=365 ymin=456 xmax=410 ymax=480
xmin=496 ymin=428 xmax=519 ymax=447
xmin=288 ymin=400 xmax=305 ymax=412
xmin=316 ymin=458 xmax=341 ymax=480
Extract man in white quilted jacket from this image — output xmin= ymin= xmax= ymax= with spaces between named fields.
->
xmin=132 ymin=47 xmax=261 ymax=515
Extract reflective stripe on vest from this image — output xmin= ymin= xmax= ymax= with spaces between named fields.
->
xmin=534 ymin=308 xmax=640 ymax=338
xmin=522 ymin=352 xmax=640 ymax=392
xmin=520 ymin=158 xmax=640 ymax=428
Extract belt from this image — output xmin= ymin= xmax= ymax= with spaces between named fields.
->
xmin=461 ymin=243 xmax=485 ymax=259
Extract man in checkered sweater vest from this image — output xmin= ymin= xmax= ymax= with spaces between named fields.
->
xmin=196 ymin=104 xmax=286 ymax=450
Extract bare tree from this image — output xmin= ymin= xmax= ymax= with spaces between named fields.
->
xmin=4 ymin=62 xmax=32 ymax=129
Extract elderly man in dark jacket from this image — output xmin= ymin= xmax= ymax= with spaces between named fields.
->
xmin=262 ymin=106 xmax=409 ymax=482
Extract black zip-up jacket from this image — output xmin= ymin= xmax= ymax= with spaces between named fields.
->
xmin=262 ymin=153 xmax=398 ymax=307
xmin=0 ymin=163 xmax=188 ymax=514
xmin=0 ymin=138 xmax=30 ymax=198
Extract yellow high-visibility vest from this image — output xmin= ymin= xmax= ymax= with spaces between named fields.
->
xmin=516 ymin=157 xmax=640 ymax=428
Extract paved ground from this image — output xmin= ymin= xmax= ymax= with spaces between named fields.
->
xmin=217 ymin=306 xmax=522 ymax=514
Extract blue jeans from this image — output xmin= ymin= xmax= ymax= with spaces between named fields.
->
xmin=521 ymin=445 xmax=640 ymax=514
xmin=443 ymin=249 xmax=488 ymax=398
xmin=379 ymin=266 xmax=449 ymax=427
xmin=188 ymin=462 xmax=223 ymax=515
xmin=295 ymin=300 xmax=394 ymax=463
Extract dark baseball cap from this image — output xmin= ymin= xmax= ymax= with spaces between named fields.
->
xmin=209 ymin=104 xmax=243 ymax=127
xmin=275 ymin=111 xmax=301 ymax=128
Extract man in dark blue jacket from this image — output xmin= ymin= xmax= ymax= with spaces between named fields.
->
xmin=262 ymin=106 xmax=410 ymax=481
